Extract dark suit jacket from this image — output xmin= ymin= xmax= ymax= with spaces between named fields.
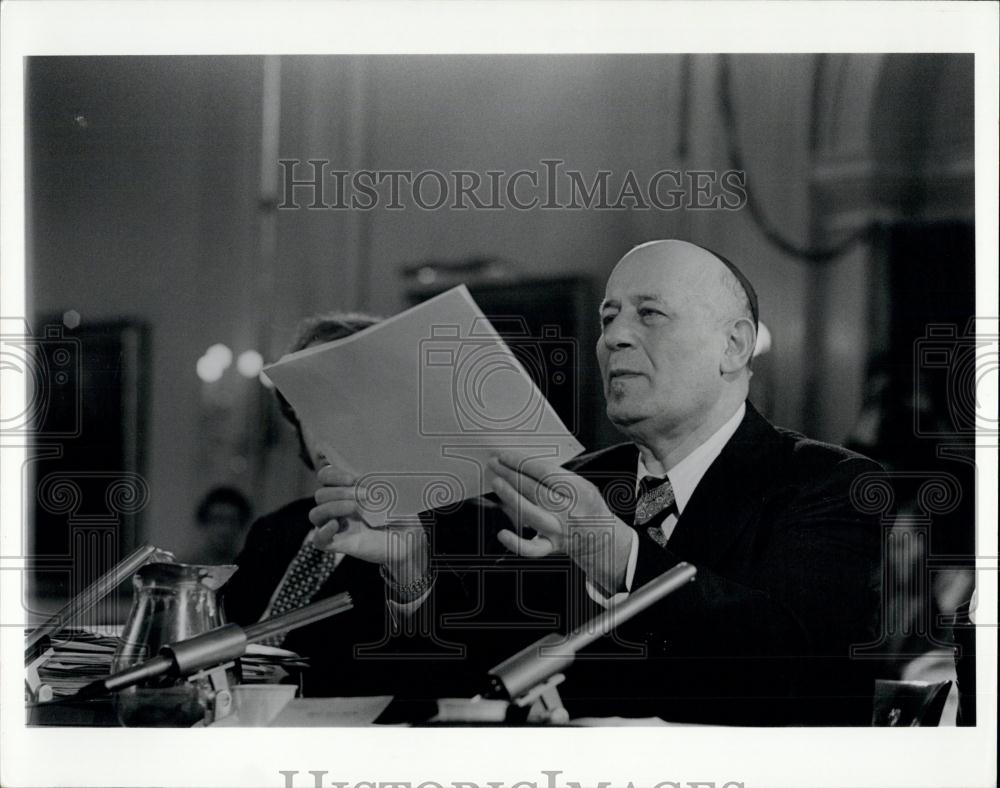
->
xmin=427 ymin=402 xmax=886 ymax=725
xmin=222 ymin=498 xmax=470 ymax=699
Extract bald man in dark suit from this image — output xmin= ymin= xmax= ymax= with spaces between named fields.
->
xmin=481 ymin=240 xmax=884 ymax=724
xmin=313 ymin=240 xmax=885 ymax=724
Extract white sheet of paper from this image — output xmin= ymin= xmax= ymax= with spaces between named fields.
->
xmin=267 ymin=696 xmax=394 ymax=727
xmin=263 ymin=285 xmax=584 ymax=521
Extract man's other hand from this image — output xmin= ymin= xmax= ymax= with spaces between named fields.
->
xmin=488 ymin=451 xmax=633 ymax=595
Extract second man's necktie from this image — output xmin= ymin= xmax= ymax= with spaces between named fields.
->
xmin=259 ymin=541 xmax=339 ymax=646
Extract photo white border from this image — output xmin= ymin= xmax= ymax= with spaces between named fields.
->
xmin=1 ymin=2 xmax=997 ymax=787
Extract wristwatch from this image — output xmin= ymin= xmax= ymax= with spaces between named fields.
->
xmin=380 ymin=564 xmax=435 ymax=603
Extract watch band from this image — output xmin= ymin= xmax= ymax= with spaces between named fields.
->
xmin=380 ymin=564 xmax=435 ymax=602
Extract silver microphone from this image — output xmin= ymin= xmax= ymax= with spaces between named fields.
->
xmin=484 ymin=562 xmax=697 ymax=701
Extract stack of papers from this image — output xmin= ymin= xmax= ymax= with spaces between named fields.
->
xmin=240 ymin=644 xmax=309 ymax=684
xmin=34 ymin=629 xmax=119 ymax=697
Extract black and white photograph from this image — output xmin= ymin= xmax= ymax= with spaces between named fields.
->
xmin=1 ymin=3 xmax=997 ymax=788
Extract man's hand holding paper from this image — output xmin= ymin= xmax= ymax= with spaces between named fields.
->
xmin=309 ymin=462 xmax=430 ymax=595
xmin=488 ymin=451 xmax=633 ymax=596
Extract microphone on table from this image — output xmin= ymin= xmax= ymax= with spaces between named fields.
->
xmin=72 ymin=591 xmax=353 ymax=700
xmin=482 ymin=562 xmax=697 ymax=703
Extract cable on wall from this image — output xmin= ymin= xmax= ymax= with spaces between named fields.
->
xmin=717 ymin=55 xmax=875 ymax=265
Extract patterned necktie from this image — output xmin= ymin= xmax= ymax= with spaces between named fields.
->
xmin=259 ymin=541 xmax=340 ymax=647
xmin=634 ymin=475 xmax=677 ymax=549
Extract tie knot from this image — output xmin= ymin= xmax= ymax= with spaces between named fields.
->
xmin=634 ymin=475 xmax=676 ymax=527
xmin=637 ymin=474 xmax=670 ymax=498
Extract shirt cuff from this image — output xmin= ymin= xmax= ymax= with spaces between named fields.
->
xmin=386 ymin=586 xmax=433 ymax=626
xmin=584 ymin=528 xmax=639 ymax=608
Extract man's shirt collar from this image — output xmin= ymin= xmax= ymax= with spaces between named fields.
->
xmin=635 ymin=402 xmax=746 ymax=515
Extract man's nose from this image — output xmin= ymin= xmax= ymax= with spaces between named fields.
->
xmin=601 ymin=315 xmax=636 ymax=350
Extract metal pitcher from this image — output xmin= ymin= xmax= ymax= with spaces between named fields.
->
xmin=113 ymin=562 xmax=237 ymax=726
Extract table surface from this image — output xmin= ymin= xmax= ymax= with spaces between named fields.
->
xmin=28 ymin=695 xmax=680 ymax=727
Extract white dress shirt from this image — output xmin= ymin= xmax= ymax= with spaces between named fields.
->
xmin=587 ymin=402 xmax=746 ymax=606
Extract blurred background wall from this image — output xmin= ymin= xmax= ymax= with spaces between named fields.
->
xmin=25 ymin=54 xmax=975 ymax=610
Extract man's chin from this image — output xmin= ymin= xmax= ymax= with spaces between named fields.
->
xmin=606 ymin=405 xmax=648 ymax=430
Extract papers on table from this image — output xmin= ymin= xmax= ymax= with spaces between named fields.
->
xmin=32 ymin=629 xmax=119 ymax=697
xmin=264 ymin=285 xmax=584 ymax=521
xmin=267 ymin=696 xmax=394 ymax=727
xmin=29 ymin=630 xmax=311 ymax=699
xmin=240 ymin=644 xmax=309 ymax=683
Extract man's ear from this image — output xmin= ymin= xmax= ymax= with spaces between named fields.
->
xmin=720 ymin=318 xmax=756 ymax=374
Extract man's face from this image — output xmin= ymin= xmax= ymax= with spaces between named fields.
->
xmin=596 ymin=243 xmax=730 ymax=438
xmin=296 ymin=336 xmax=339 ymax=471
xmin=300 ymin=422 xmax=329 ymax=471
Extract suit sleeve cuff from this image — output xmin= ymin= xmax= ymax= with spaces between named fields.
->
xmin=632 ymin=531 xmax=684 ymax=590
xmin=387 ymin=586 xmax=432 ymax=614
xmin=584 ymin=528 xmax=639 ymax=607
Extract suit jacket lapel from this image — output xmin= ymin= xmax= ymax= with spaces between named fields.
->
xmin=557 ymin=403 xmax=781 ymax=566
xmin=570 ymin=442 xmax=641 ymax=523
xmin=663 ymin=402 xmax=781 ymax=566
